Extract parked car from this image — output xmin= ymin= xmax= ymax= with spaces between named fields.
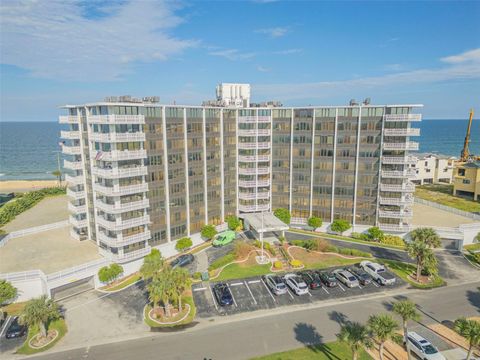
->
xmin=212 ymin=283 xmax=233 ymax=306
xmin=283 ymin=273 xmax=309 ymax=295
xmin=348 ymin=265 xmax=372 ymax=285
xmin=298 ymin=271 xmax=322 ymax=290
xmin=213 ymin=230 xmax=236 ymax=247
xmin=170 ymin=254 xmax=194 ymax=269
xmin=317 ymin=271 xmax=338 ymax=287
xmin=360 ymin=261 xmax=396 ymax=286
xmin=5 ymin=317 xmax=27 ymax=339
xmin=333 ymin=269 xmax=360 ymax=288
xmin=263 ymin=274 xmax=288 ymax=295
xmin=405 ymin=332 xmax=446 ymax=360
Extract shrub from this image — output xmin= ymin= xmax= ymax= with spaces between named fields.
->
xmin=351 ymin=232 xmax=362 ymax=239
xmin=313 ymin=239 xmax=331 ymax=252
xmin=307 ymin=216 xmax=323 ymax=230
xmin=367 ymin=227 xmax=385 ymax=242
xmin=98 ymin=264 xmax=124 ymax=284
xmin=337 ymin=248 xmax=372 ymax=258
xmin=201 ymin=224 xmax=217 ymax=240
xmin=279 ymin=246 xmax=291 ymax=261
xmin=274 ymin=208 xmax=290 ymax=225
xmin=273 ymin=261 xmax=283 ymax=269
xmin=290 ymin=259 xmax=303 ymax=268
xmin=0 ymin=280 xmax=17 ymax=307
xmin=175 ymin=237 xmax=193 ymax=252
xmin=330 ymin=219 xmax=351 ymax=234
xmin=234 ymin=241 xmax=253 ymax=259
xmin=278 ymin=235 xmax=286 ymax=244
xmin=381 ymin=235 xmax=405 ymax=247
xmin=226 ymin=216 xmax=243 ymax=231
xmin=208 ymin=252 xmax=236 ymax=271
xmin=253 ymin=240 xmax=272 ymax=253
xmin=192 ymin=272 xmax=202 ymax=280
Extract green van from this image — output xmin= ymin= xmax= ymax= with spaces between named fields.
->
xmin=212 ymin=230 xmax=236 ymax=247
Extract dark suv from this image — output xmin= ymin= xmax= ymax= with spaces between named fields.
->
xmin=5 ymin=317 xmax=27 ymax=339
xmin=299 ymin=271 xmax=323 ymax=290
xmin=170 ymin=254 xmax=194 ymax=269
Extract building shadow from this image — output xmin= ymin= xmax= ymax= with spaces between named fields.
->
xmin=293 ymin=323 xmax=341 ymax=360
xmin=467 ymin=287 xmax=480 ymax=313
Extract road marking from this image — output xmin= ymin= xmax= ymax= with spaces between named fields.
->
xmin=229 ymin=282 xmax=244 ymax=287
xmin=0 ymin=315 xmax=11 ymax=338
xmin=338 ymin=283 xmax=346 ymax=292
xmin=260 ymin=278 xmax=276 ymax=302
xmin=286 ymin=288 xmax=295 ymax=299
xmin=307 ymin=290 xmax=312 ymax=297
xmin=244 ymin=281 xmax=257 ymax=305
xmin=248 ymin=280 xmax=261 ymax=284
xmin=209 ymin=286 xmax=219 ymax=311
xmin=372 ymin=281 xmax=380 ymax=288
xmin=227 ymin=284 xmax=238 ymax=307
xmin=193 ymin=287 xmax=206 ymax=292
xmin=322 ymin=286 xmax=330 ymax=294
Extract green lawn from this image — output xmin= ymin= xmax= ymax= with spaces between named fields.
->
xmin=16 ymin=318 xmax=67 ymax=355
xmin=416 ymin=184 xmax=480 ymax=213
xmin=381 ymin=259 xmax=445 ymax=289
xmin=144 ymin=296 xmax=196 ymax=328
xmin=214 ymin=262 xmax=272 ymax=281
xmin=303 ymin=257 xmax=362 ymax=270
xmin=251 ymin=340 xmax=372 ymax=360
xmin=101 ymin=273 xmax=142 ymax=292
xmin=464 ymin=243 xmax=480 ymax=252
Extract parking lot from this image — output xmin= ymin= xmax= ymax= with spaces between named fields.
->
xmin=193 ymin=266 xmax=404 ymax=318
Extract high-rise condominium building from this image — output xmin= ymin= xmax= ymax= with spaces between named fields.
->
xmin=60 ymin=85 xmax=422 ymax=263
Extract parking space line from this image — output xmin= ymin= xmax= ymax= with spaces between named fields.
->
xmin=0 ymin=315 xmax=11 ymax=338
xmin=372 ymin=281 xmax=380 ymax=288
xmin=307 ymin=290 xmax=312 ymax=297
xmin=248 ymin=280 xmax=261 ymax=284
xmin=244 ymin=281 xmax=257 ymax=305
xmin=338 ymin=283 xmax=346 ymax=292
xmin=209 ymin=285 xmax=219 ymax=311
xmin=226 ymin=284 xmax=238 ymax=307
xmin=229 ymin=282 xmax=244 ymax=287
xmin=260 ymin=278 xmax=276 ymax=302
xmin=286 ymin=288 xmax=295 ymax=299
xmin=193 ymin=287 xmax=206 ymax=292
xmin=322 ymin=286 xmax=330 ymax=294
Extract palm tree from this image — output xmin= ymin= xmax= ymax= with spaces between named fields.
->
xmin=19 ymin=295 xmax=60 ymax=338
xmin=410 ymin=227 xmax=441 ymax=248
xmin=171 ymin=267 xmax=191 ymax=312
xmin=147 ymin=279 xmax=163 ymax=312
xmin=52 ymin=170 xmax=62 ymax=186
xmin=337 ymin=322 xmax=373 ymax=360
xmin=406 ymin=240 xmax=433 ymax=281
xmin=140 ymin=249 xmax=164 ymax=282
xmin=368 ymin=314 xmax=399 ymax=360
xmin=392 ymin=300 xmax=420 ymax=360
xmin=454 ymin=318 xmax=480 ymax=360
xmin=152 ymin=265 xmax=174 ymax=318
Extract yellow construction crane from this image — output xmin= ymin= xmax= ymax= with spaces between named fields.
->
xmin=460 ymin=108 xmax=478 ymax=162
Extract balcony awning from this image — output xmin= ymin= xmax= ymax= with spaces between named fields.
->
xmin=241 ymin=212 xmax=289 ymax=234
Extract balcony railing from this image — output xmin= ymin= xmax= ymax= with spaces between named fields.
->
xmin=238 ymin=204 xmax=270 ymax=212
xmin=95 ymin=198 xmax=150 ymax=214
xmin=66 ymin=188 xmax=86 ymax=199
xmin=238 ymin=179 xmax=271 ymax=187
xmin=59 ymin=115 xmax=79 ymax=124
xmin=97 ymin=230 xmax=151 ymax=247
xmin=238 ymin=116 xmax=256 ymax=123
xmin=258 ymin=116 xmax=271 ymax=122
xmin=257 ymin=179 xmax=270 ymax=187
xmin=96 ymin=214 xmax=150 ymax=231
xmin=238 ymin=155 xmax=271 ymax=162
xmin=69 ymin=216 xmax=88 ymax=228
xmin=383 ymin=142 xmax=419 ymax=151
xmin=70 ymin=229 xmax=88 ymax=240
xmin=384 ymin=128 xmax=420 ymax=136
xmin=60 ymin=130 xmax=80 ymax=139
xmin=238 ymin=142 xmax=271 ymax=150
xmin=93 ymin=182 xmax=148 ymax=196
xmin=381 ymin=170 xmax=416 ymax=178
xmin=89 ymin=132 xmax=145 ymax=142
xmin=385 ymin=114 xmax=422 ymax=122
xmin=257 ymin=191 xmax=270 ymax=200
xmin=238 ymin=129 xmax=271 ymax=136
xmin=63 ymin=159 xmax=83 ymax=170
xmin=68 ymin=202 xmax=87 ymax=214
xmin=382 ymin=156 xmax=417 ymax=165
xmin=99 ymin=246 xmax=152 ymax=263
xmin=238 ymin=168 xmax=257 ymax=175
xmin=378 ymin=223 xmax=412 ymax=233
xmin=379 ymin=196 xmax=414 ymax=206
xmin=87 ymin=115 xmax=145 ymax=124
xmin=93 ymin=149 xmax=147 ymax=161
xmin=378 ymin=210 xmax=413 ymax=219
xmin=62 ymin=145 xmax=81 ymax=155
xmin=92 ymin=166 xmax=147 ymax=179
xmin=238 ymin=192 xmax=256 ymax=200
xmin=65 ymin=174 xmax=84 ymax=185
xmin=380 ymin=183 xmax=415 ymax=192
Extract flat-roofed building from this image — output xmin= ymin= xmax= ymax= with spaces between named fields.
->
xmin=410 ymin=153 xmax=456 ymax=185
xmin=453 ymin=161 xmax=480 ymax=201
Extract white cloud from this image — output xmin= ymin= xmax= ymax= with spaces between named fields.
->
xmin=0 ymin=0 xmax=195 ymax=81
xmin=256 ymin=65 xmax=270 ymax=72
xmin=273 ymin=48 xmax=303 ymax=55
xmin=209 ymin=49 xmax=256 ymax=61
xmin=384 ymin=64 xmax=404 ymax=72
xmin=255 ymin=27 xmax=289 ymax=38
xmin=255 ymin=48 xmax=480 ymax=101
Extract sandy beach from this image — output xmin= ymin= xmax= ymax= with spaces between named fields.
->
xmin=0 ymin=180 xmax=61 ymax=193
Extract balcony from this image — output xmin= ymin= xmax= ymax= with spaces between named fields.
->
xmin=382 ymin=156 xmax=417 ymax=165
xmin=238 ymin=142 xmax=270 ymax=150
xmin=88 ymin=115 xmax=145 ymax=124
xmin=257 ymin=191 xmax=270 ymax=200
xmin=98 ymin=230 xmax=151 ymax=247
xmin=60 ymin=130 xmax=80 ymax=139
xmin=381 ymin=169 xmax=416 ymax=178
xmin=65 ymin=174 xmax=84 ymax=185
xmin=70 ymin=229 xmax=88 ymax=240
xmin=238 ymin=204 xmax=270 ymax=212
xmin=258 ymin=116 xmax=271 ymax=122
xmin=238 ymin=116 xmax=256 ymax=123
xmin=62 ymin=145 xmax=81 ymax=155
xmin=380 ymin=183 xmax=415 ymax=192
xmin=63 ymin=159 xmax=83 ymax=170
xmin=257 ymin=179 xmax=270 ymax=186
xmin=99 ymin=246 xmax=152 ymax=263
xmin=68 ymin=202 xmax=87 ymax=214
xmin=384 ymin=128 xmax=420 ymax=136
xmin=238 ymin=129 xmax=271 ymax=136
xmin=96 ymin=198 xmax=150 ymax=214
xmin=238 ymin=155 xmax=271 ymax=162
xmin=96 ymin=214 xmax=150 ymax=231
xmin=93 ymin=149 xmax=147 ymax=161
xmin=89 ymin=132 xmax=145 ymax=142
xmin=385 ymin=114 xmax=422 ymax=122
xmin=378 ymin=210 xmax=413 ymax=219
xmin=238 ymin=179 xmax=271 ymax=187
xmin=238 ymin=192 xmax=256 ymax=200
xmin=59 ymin=115 xmax=78 ymax=124
xmin=378 ymin=223 xmax=412 ymax=233
xmin=66 ymin=188 xmax=86 ymax=200
xmin=383 ymin=142 xmax=419 ymax=151
xmin=69 ymin=216 xmax=88 ymax=228
xmin=238 ymin=168 xmax=257 ymax=175
xmin=92 ymin=166 xmax=147 ymax=179
xmin=379 ymin=196 xmax=414 ymax=206
xmin=93 ymin=182 xmax=148 ymax=196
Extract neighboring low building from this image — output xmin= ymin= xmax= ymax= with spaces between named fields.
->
xmin=453 ymin=161 xmax=480 ymax=201
xmin=410 ymin=153 xmax=456 ymax=185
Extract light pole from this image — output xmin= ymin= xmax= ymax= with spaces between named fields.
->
xmin=256 ymin=210 xmax=269 ymax=264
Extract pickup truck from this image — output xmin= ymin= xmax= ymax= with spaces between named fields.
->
xmin=360 ymin=261 xmax=396 ymax=286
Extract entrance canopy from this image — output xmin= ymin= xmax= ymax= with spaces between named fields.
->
xmin=241 ymin=212 xmax=289 ymax=234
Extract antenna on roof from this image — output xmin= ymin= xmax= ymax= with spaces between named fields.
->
xmin=363 ymin=97 xmax=371 ymax=105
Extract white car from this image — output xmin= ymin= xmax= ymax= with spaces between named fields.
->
xmin=283 ymin=274 xmax=309 ymax=295
xmin=405 ymin=332 xmax=446 ymax=360
xmin=360 ymin=261 xmax=396 ymax=286
xmin=333 ymin=269 xmax=359 ymax=288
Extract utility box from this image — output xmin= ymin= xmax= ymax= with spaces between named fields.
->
xmin=201 ymin=271 xmax=209 ymax=281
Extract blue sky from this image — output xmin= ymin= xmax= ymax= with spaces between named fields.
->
xmin=1 ymin=0 xmax=479 ymax=121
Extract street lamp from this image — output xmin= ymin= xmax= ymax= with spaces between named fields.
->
xmin=256 ymin=210 xmax=269 ymax=264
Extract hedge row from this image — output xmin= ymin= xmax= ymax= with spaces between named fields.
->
xmin=208 ymin=252 xmax=236 ymax=271
xmin=290 ymin=239 xmax=372 ymax=258
xmin=0 ymin=187 xmax=66 ymax=227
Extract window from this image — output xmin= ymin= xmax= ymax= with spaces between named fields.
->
xmin=458 ymin=169 xmax=466 ymax=176
xmin=463 ymin=179 xmax=470 ymax=184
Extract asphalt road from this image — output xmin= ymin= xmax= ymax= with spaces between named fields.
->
xmin=27 ymin=281 xmax=480 ymax=360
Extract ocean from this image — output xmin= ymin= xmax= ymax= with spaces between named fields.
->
xmin=0 ymin=119 xmax=479 ymax=181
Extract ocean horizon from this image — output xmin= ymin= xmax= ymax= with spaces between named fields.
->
xmin=1 ymin=119 xmax=479 ymax=181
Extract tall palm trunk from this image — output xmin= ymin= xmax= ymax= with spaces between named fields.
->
xmin=178 ymin=294 xmax=182 ymax=312
xmin=164 ymin=300 xmax=171 ymax=318
xmin=379 ymin=341 xmax=385 ymax=360
xmin=416 ymin=260 xmax=422 ymax=281
xmin=403 ymin=321 xmax=412 ymax=360
xmin=39 ymin=321 xmax=47 ymax=338
xmin=466 ymin=344 xmax=473 ymax=360
xmin=352 ymin=349 xmax=358 ymax=360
